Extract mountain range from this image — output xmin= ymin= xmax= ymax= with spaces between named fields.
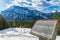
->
xmin=0 ymin=5 xmax=60 ymax=20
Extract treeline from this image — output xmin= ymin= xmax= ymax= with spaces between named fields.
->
xmin=8 ymin=20 xmax=35 ymax=28
xmin=0 ymin=14 xmax=35 ymax=30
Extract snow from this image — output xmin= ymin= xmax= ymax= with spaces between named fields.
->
xmin=0 ymin=28 xmax=60 ymax=40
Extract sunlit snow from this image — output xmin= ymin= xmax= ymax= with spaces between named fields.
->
xmin=0 ymin=28 xmax=60 ymax=40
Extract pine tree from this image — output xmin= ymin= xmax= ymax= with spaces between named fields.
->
xmin=0 ymin=14 xmax=9 ymax=30
xmin=52 ymin=10 xmax=59 ymax=19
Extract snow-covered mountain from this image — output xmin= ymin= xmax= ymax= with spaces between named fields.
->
xmin=0 ymin=0 xmax=60 ymax=20
xmin=1 ymin=5 xmax=50 ymax=20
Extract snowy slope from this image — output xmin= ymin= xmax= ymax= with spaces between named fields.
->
xmin=0 ymin=28 xmax=60 ymax=40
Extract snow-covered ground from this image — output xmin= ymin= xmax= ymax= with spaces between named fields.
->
xmin=0 ymin=28 xmax=60 ymax=40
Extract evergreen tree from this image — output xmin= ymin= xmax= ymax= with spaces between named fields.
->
xmin=0 ymin=14 xmax=9 ymax=30
xmin=52 ymin=10 xmax=59 ymax=19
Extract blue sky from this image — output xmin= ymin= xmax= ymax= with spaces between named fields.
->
xmin=0 ymin=0 xmax=60 ymax=13
xmin=0 ymin=0 xmax=13 ymax=11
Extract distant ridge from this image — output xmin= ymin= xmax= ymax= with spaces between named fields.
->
xmin=1 ymin=5 xmax=60 ymax=20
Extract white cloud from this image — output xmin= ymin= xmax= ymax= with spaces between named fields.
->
xmin=6 ymin=0 xmax=46 ymax=11
xmin=7 ymin=1 xmax=21 ymax=8
xmin=14 ymin=0 xmax=26 ymax=2
xmin=6 ymin=0 xmax=60 ymax=13
xmin=49 ymin=0 xmax=60 ymax=6
xmin=32 ymin=0 xmax=41 ymax=4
